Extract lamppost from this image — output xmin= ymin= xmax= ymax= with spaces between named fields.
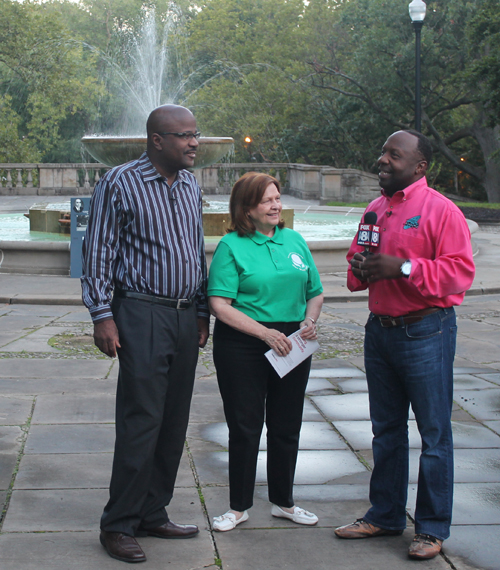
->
xmin=244 ymin=136 xmax=255 ymax=161
xmin=409 ymin=0 xmax=426 ymax=132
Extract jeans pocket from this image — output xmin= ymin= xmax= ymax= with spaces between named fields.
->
xmin=365 ymin=313 xmax=376 ymax=329
xmin=405 ymin=315 xmax=442 ymax=339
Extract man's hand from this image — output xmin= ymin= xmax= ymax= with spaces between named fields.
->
xmin=350 ymin=252 xmax=368 ymax=281
xmin=94 ymin=319 xmax=121 ymax=357
xmin=351 ymin=253 xmax=406 ymax=283
xmin=197 ymin=317 xmax=210 ymax=348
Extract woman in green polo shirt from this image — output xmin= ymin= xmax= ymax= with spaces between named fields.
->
xmin=208 ymin=172 xmax=324 ymax=532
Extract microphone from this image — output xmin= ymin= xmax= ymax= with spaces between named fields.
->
xmin=357 ymin=211 xmax=380 ymax=257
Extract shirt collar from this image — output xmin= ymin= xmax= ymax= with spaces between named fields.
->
xmin=381 ymin=176 xmax=428 ymax=201
xmin=138 ymin=152 xmax=189 ymax=185
xmin=249 ymin=226 xmax=284 ymax=245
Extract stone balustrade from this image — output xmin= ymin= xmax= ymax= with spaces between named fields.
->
xmin=0 ymin=164 xmax=109 ymax=196
xmin=0 ymin=162 xmax=379 ymax=202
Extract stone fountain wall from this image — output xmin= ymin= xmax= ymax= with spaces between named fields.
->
xmin=1 ymin=162 xmax=380 ymax=203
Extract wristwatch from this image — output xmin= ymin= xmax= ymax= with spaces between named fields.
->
xmin=400 ymin=259 xmax=412 ymax=278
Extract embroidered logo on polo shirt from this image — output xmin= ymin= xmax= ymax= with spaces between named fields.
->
xmin=289 ymin=252 xmax=308 ymax=271
xmin=404 ymin=215 xmax=421 ymax=229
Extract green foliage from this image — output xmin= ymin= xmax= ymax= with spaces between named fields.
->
xmin=306 ymin=0 xmax=500 ymax=201
xmin=0 ymin=0 xmax=498 ymax=202
xmin=0 ymin=96 xmax=41 ymax=162
xmin=467 ymin=0 xmax=500 ymax=124
xmin=187 ymin=0 xmax=334 ymax=162
xmin=0 ymin=0 xmax=104 ymax=162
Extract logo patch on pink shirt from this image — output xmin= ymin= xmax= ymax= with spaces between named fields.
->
xmin=404 ymin=215 xmax=421 ymax=229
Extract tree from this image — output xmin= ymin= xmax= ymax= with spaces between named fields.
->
xmin=0 ymin=95 xmax=40 ymax=163
xmin=0 ymin=0 xmax=103 ymax=162
xmin=306 ymin=0 xmax=500 ymax=201
xmin=187 ymin=0 xmax=333 ymax=162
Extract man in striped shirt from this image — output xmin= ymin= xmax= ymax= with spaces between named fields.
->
xmin=81 ymin=105 xmax=209 ymax=563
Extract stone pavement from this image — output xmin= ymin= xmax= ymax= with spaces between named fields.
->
xmin=0 ymin=295 xmax=499 ymax=570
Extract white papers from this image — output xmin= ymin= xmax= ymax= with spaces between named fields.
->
xmin=265 ymin=329 xmax=320 ymax=378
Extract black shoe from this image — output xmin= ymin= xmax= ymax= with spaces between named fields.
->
xmin=100 ymin=530 xmax=146 ymax=563
xmin=136 ymin=521 xmax=199 ymax=539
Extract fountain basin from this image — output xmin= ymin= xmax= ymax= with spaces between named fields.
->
xmin=81 ymin=136 xmax=234 ymax=168
xmin=0 ymin=241 xmax=70 ymax=275
xmin=0 ymin=238 xmax=352 ymax=276
xmin=0 ymin=205 xmax=363 ymax=275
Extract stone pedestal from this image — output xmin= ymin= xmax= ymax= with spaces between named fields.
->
xmin=38 ymin=164 xmax=78 ymax=195
xmin=28 ymin=206 xmax=69 ymax=234
xmin=202 ymin=209 xmax=294 ymax=237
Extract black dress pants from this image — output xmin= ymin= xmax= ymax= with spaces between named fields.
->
xmin=100 ymin=296 xmax=199 ymax=536
xmin=213 ymin=319 xmax=311 ymax=512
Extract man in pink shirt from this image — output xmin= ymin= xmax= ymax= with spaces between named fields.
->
xmin=334 ymin=131 xmax=475 ymax=560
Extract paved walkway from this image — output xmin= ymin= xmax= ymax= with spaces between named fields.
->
xmin=0 ymin=197 xmax=499 ymax=569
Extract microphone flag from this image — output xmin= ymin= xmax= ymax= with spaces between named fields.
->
xmin=357 ymin=211 xmax=380 ymax=253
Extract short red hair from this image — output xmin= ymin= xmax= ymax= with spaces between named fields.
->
xmin=228 ymin=172 xmax=285 ymax=236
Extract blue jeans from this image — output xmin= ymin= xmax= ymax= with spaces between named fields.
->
xmin=363 ymin=308 xmax=457 ymax=541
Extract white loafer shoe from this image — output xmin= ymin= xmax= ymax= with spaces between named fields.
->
xmin=213 ymin=510 xmax=249 ymax=532
xmin=271 ymin=504 xmax=318 ymax=526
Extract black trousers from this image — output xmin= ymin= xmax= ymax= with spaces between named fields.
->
xmin=213 ymin=319 xmax=311 ymax=512
xmin=100 ymin=296 xmax=199 ymax=536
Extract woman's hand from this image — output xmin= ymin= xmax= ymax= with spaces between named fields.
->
xmin=299 ymin=319 xmax=317 ymax=340
xmin=263 ymin=328 xmax=293 ymax=356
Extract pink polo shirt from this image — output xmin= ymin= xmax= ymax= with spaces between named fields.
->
xmin=346 ymin=177 xmax=475 ymax=316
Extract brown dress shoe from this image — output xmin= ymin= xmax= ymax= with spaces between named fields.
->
xmin=334 ymin=518 xmax=404 ymax=539
xmin=408 ymin=533 xmax=443 ymax=560
xmin=100 ymin=530 xmax=146 ymax=563
xmin=138 ymin=520 xmax=199 ymax=539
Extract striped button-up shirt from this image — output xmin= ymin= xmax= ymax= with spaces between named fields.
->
xmin=81 ymin=152 xmax=208 ymax=323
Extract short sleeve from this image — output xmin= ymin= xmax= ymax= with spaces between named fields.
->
xmin=303 ymin=242 xmax=323 ymax=300
xmin=207 ymin=241 xmax=240 ymax=299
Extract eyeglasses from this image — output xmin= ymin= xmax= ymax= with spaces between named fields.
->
xmin=157 ymin=131 xmax=201 ymax=141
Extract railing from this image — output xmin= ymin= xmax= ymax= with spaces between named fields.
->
xmin=0 ymin=164 xmax=37 ymax=190
xmin=195 ymin=163 xmax=292 ymax=195
xmin=0 ymin=162 xmax=379 ymax=202
xmin=0 ymin=164 xmax=110 ymax=196
xmin=196 ymin=163 xmax=379 ymax=202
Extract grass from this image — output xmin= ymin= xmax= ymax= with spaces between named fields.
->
xmin=326 ymin=201 xmax=369 ymax=208
xmin=48 ymin=331 xmax=105 ymax=358
xmin=455 ymin=202 xmax=500 ymax=209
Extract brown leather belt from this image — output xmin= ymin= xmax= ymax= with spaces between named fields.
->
xmin=375 ymin=307 xmax=442 ymax=328
xmin=115 ymin=288 xmax=193 ymax=309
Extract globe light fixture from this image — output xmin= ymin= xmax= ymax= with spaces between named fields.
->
xmin=409 ymin=0 xmax=427 ymax=132
xmin=409 ymin=0 xmax=426 ymax=22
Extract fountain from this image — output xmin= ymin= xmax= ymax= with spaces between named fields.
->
xmin=81 ymin=135 xmax=234 ymax=170
xmin=81 ymin=8 xmax=233 ymax=170
xmin=0 ymin=8 xmax=363 ymax=275
xmin=78 ymin=7 xmax=234 ymax=239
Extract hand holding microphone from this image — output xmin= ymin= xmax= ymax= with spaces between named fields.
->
xmin=351 ymin=211 xmax=407 ymax=283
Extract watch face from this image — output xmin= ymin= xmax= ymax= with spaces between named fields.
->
xmin=401 ymin=261 xmax=411 ymax=276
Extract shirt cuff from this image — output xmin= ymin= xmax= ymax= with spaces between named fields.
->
xmin=89 ymin=305 xmax=114 ymax=324
xmin=407 ymin=258 xmax=422 ymax=290
xmin=196 ymin=306 xmax=210 ymax=320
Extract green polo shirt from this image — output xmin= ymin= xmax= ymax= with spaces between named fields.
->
xmin=208 ymin=227 xmax=323 ymax=322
